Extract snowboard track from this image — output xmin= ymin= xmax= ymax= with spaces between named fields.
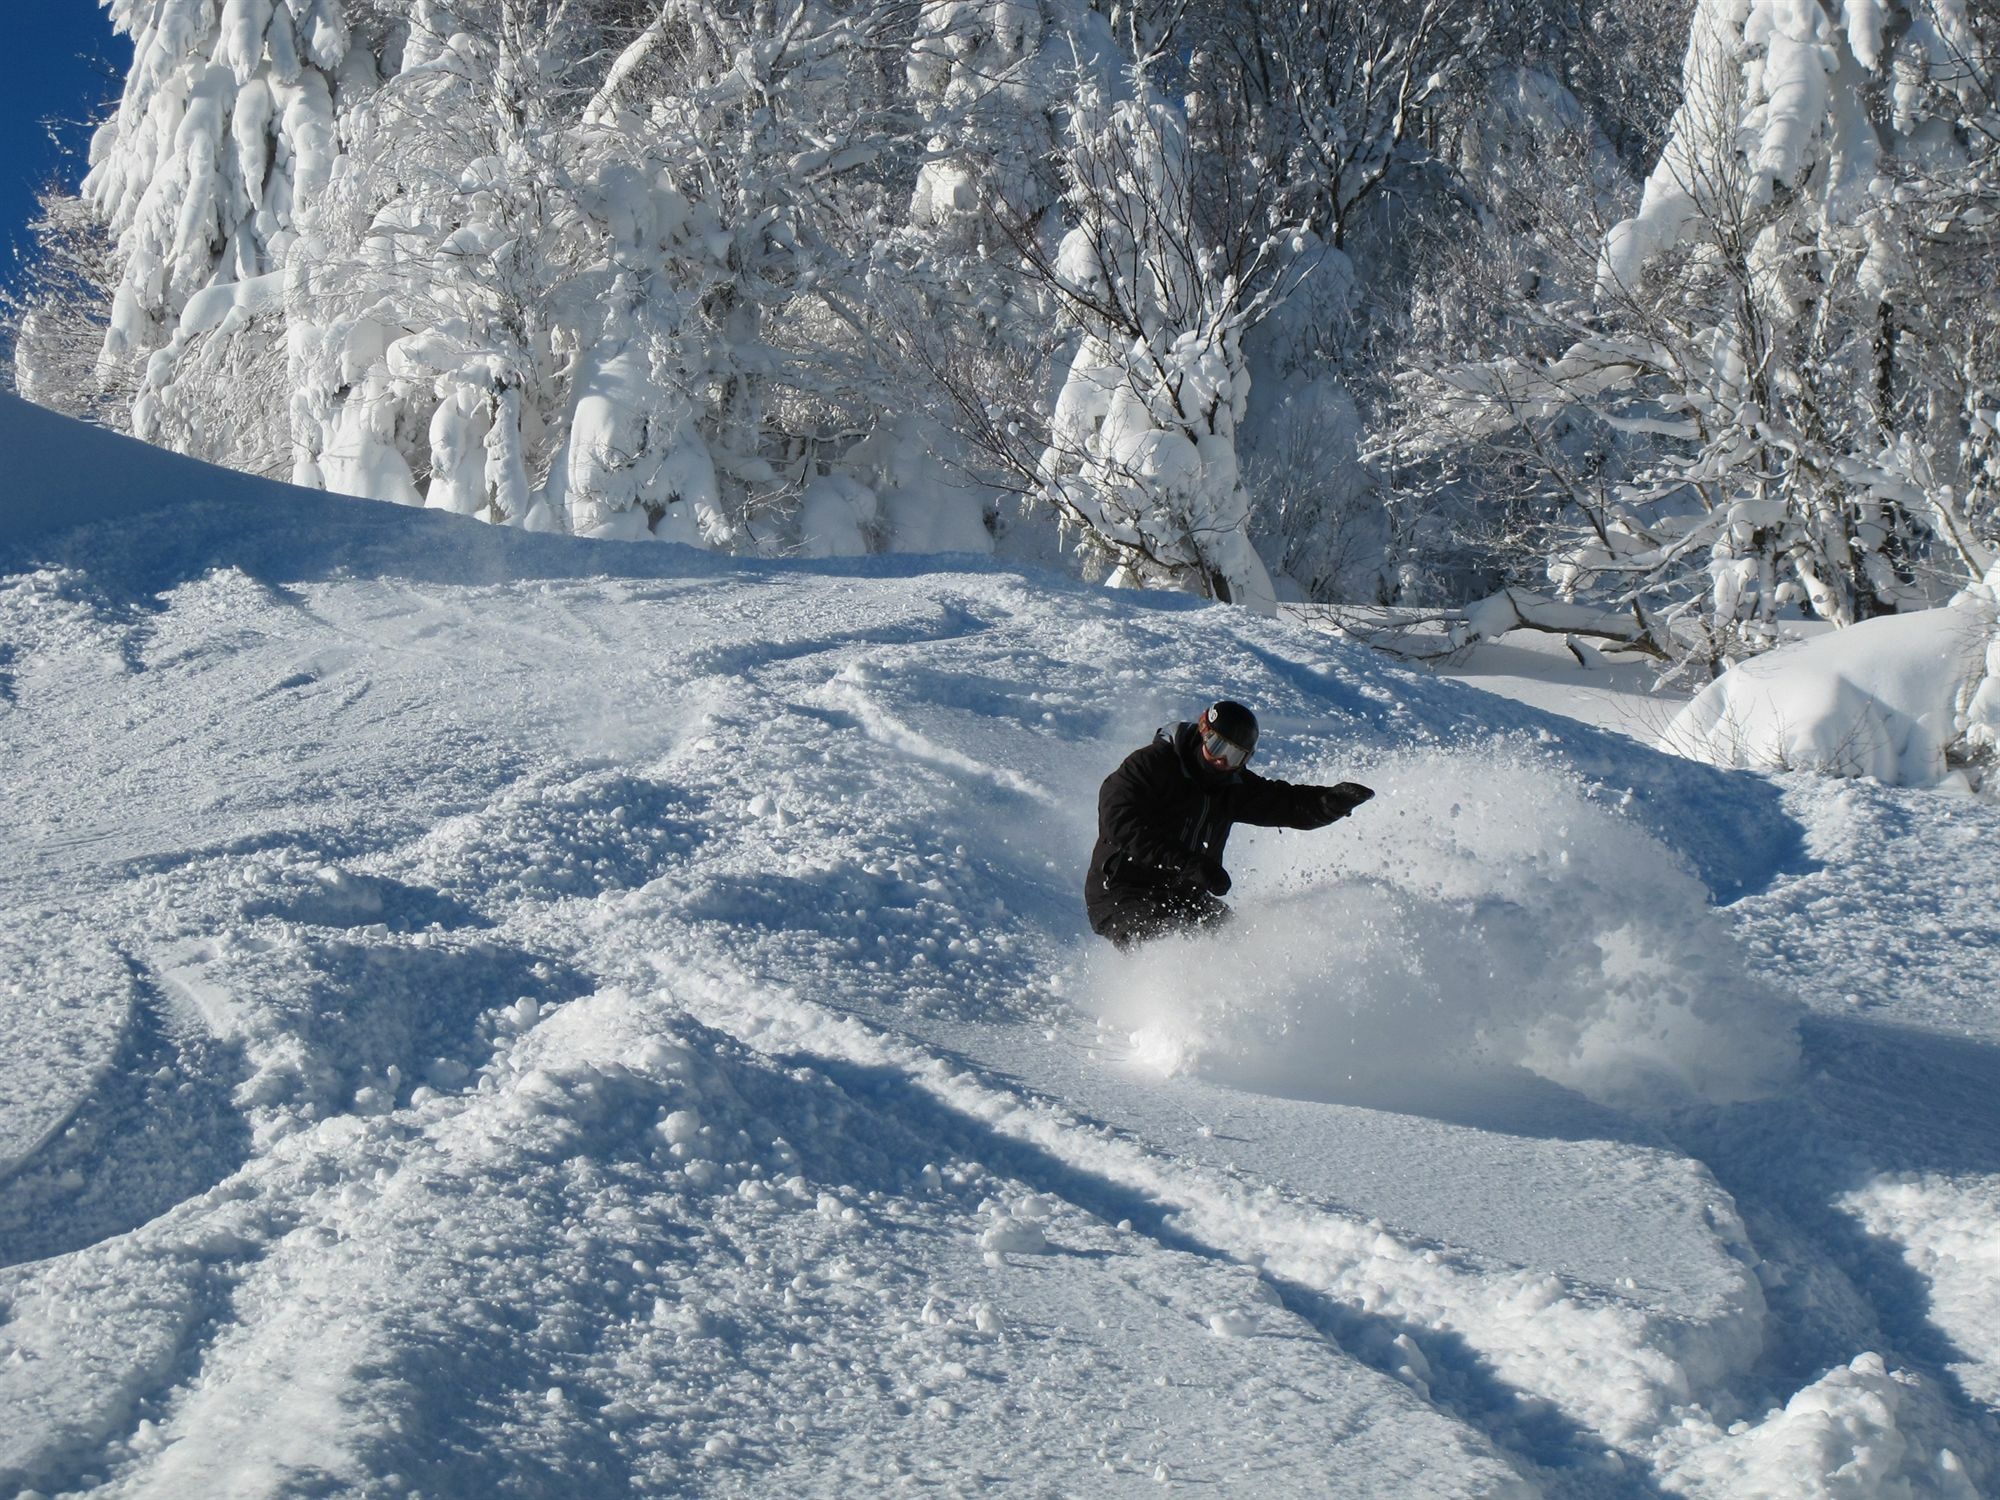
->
xmin=0 ymin=960 xmax=252 ymax=1270
xmin=793 ymin=1050 xmax=1667 ymax=1499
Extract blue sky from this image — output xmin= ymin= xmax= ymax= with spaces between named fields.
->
xmin=3 ymin=5 xmax=129 ymax=293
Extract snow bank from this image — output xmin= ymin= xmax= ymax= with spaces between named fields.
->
xmin=1660 ymin=600 xmax=1999 ymax=786
xmin=1093 ymin=746 xmax=1802 ymax=1111
xmin=1843 ymin=1172 xmax=2000 ymax=1409
xmin=1667 ymin=1353 xmax=1981 ymax=1500
xmin=1 ymin=393 xmax=323 ymax=548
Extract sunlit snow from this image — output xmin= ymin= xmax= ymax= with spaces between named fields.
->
xmin=3 ymin=394 xmax=1998 ymax=1497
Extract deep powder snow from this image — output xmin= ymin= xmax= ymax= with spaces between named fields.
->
xmin=3 ymin=395 xmax=1998 ymax=1498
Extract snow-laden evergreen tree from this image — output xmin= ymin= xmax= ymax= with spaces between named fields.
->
xmin=1028 ymin=68 xmax=1286 ymax=610
xmin=82 ymin=0 xmax=357 ymax=469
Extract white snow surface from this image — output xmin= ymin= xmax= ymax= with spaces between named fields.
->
xmin=3 ymin=393 xmax=1999 ymax=1497
xmin=1661 ymin=602 xmax=1999 ymax=786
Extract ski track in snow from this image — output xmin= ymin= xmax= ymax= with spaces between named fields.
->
xmin=2 ymin=398 xmax=1998 ymax=1497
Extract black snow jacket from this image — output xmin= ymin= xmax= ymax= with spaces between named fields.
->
xmin=1084 ymin=722 xmax=1361 ymax=926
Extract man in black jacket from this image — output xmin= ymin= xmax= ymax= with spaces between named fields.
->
xmin=1085 ymin=700 xmax=1374 ymax=949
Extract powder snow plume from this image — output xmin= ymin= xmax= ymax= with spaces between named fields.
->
xmin=1088 ymin=747 xmax=1802 ymax=1112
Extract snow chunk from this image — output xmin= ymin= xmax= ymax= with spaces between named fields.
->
xmin=979 ymin=1219 xmax=1049 ymax=1256
xmin=1672 ymin=1354 xmax=1974 ymax=1498
xmin=660 ymin=1108 xmax=704 ymax=1147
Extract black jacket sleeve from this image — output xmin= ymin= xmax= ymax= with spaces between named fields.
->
xmin=1098 ymin=745 xmax=1201 ymax=880
xmin=1228 ymin=773 xmax=1373 ymax=830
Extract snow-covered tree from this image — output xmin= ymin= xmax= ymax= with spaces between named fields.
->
xmin=625 ymin=0 xmax=937 ymax=548
xmin=2 ymin=187 xmax=132 ymax=428
xmin=283 ymin=0 xmax=624 ymax=526
xmin=1389 ymin=0 xmax=2000 ymax=671
xmin=35 ymin=0 xmax=1995 ymax=634
xmin=1023 ymin=69 xmax=1295 ymax=610
xmin=60 ymin=0 xmax=964 ymax=548
xmin=1201 ymin=0 xmax=1490 ymax=605
xmin=83 ymin=0 xmax=354 ymax=431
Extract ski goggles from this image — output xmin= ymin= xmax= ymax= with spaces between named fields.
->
xmin=1197 ymin=719 xmax=1251 ymax=769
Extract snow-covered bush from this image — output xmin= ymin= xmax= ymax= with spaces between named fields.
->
xmin=1663 ymin=568 xmax=2000 ymax=787
xmin=2 ymin=187 xmax=132 ymax=429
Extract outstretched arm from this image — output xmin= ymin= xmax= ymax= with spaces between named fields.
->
xmin=1232 ymin=774 xmax=1375 ymax=830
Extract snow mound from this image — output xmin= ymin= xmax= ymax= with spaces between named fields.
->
xmin=0 ymin=393 xmax=336 ymax=547
xmin=1094 ymin=746 xmax=1802 ymax=1111
xmin=1667 ymin=1353 xmax=1982 ymax=1500
xmin=1843 ymin=1172 xmax=2000 ymax=1410
xmin=1661 ymin=599 xmax=2000 ymax=788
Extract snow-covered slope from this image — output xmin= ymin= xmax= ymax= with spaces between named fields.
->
xmin=3 ymin=394 xmax=1996 ymax=1497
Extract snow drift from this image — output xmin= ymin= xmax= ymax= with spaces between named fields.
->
xmin=1662 ymin=593 xmax=2000 ymax=788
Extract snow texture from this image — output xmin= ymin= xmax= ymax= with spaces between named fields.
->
xmin=3 ymin=392 xmax=1999 ymax=1497
xmin=1661 ymin=596 xmax=2000 ymax=784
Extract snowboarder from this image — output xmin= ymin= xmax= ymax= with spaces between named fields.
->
xmin=1085 ymin=700 xmax=1374 ymax=949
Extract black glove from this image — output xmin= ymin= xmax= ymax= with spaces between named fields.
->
xmin=1316 ymin=782 xmax=1375 ymax=823
xmin=1198 ymin=858 xmax=1232 ymax=897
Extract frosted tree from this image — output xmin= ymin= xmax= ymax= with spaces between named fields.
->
xmin=1021 ymin=0 xmax=1492 ymax=607
xmin=283 ymin=0 xmax=610 ymax=526
xmin=1223 ymin=0 xmax=1490 ymax=604
xmin=546 ymin=0 xmax=946 ymax=545
xmin=883 ymin=4 xmax=1123 ymax=560
xmin=282 ymin=0 xmax=946 ymax=543
xmin=1390 ymin=0 xmax=2000 ymax=671
xmin=902 ymin=1 xmax=1074 ymax=262
xmin=1230 ymin=0 xmax=1480 ymax=253
xmin=622 ymin=0 xmax=927 ymax=547
xmin=83 ymin=0 xmax=355 ymax=462
xmin=1875 ymin=2 xmax=2000 ymax=586
xmin=902 ymin=0 xmax=1492 ymax=606
xmin=3 ymin=187 xmax=132 ymax=428
xmin=57 ymin=0 xmax=954 ymax=549
xmin=1021 ymin=70 xmax=1292 ymax=610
